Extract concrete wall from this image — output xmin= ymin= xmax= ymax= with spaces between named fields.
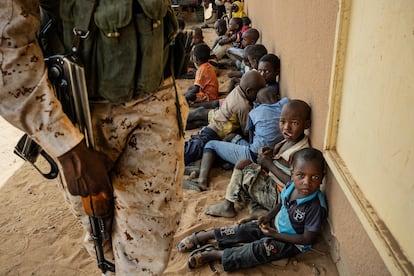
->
xmin=326 ymin=0 xmax=414 ymax=274
xmin=243 ymin=0 xmax=390 ymax=274
xmin=244 ymin=0 xmax=337 ymax=150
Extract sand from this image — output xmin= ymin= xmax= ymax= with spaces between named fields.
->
xmin=0 ymin=15 xmax=338 ymax=276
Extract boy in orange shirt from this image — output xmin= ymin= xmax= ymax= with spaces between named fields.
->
xmin=185 ymin=44 xmax=219 ymax=104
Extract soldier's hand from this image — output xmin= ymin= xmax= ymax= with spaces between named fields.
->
xmin=57 ymin=141 xmax=113 ymax=197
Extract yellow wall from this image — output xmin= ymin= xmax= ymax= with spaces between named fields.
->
xmin=244 ymin=0 xmax=338 ymax=150
xmin=332 ymin=0 xmax=414 ymax=270
xmin=245 ymin=0 xmax=414 ymax=274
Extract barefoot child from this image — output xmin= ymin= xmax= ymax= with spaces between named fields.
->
xmin=177 ymin=148 xmax=327 ymax=272
xmin=184 ymin=71 xmax=266 ymax=166
xmin=205 ymin=99 xmax=311 ymax=217
xmin=185 ymin=88 xmax=287 ymax=191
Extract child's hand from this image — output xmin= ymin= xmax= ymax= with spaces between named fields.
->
xmin=257 ymin=152 xmax=273 ymax=168
xmin=237 ymin=215 xmax=256 ymax=224
xmin=259 ymin=147 xmax=273 ymax=156
xmin=259 ymin=224 xmax=278 ymax=237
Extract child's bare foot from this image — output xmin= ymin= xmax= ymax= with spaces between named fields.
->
xmin=205 ymin=201 xmax=236 ymax=218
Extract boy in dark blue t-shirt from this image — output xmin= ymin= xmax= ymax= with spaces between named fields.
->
xmin=177 ymin=148 xmax=328 ymax=272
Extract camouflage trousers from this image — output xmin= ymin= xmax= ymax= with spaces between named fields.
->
xmin=57 ymin=78 xmax=188 ymax=275
xmin=225 ymin=163 xmax=279 ymax=213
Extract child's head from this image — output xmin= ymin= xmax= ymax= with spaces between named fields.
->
xmin=258 ymin=54 xmax=280 ymax=84
xmin=291 ymin=147 xmax=325 ymax=197
xmin=279 ymin=99 xmax=311 ymax=142
xmin=228 ymin=17 xmax=243 ymax=32
xmin=192 ymin=27 xmax=204 ymax=45
xmin=241 ymin=28 xmax=260 ymax=48
xmin=193 ymin=44 xmax=211 ymax=66
xmin=177 ymin=17 xmax=185 ymax=32
xmin=214 ymin=19 xmax=227 ymax=36
xmin=243 ymin=44 xmax=268 ymax=70
xmin=256 ymin=87 xmax=279 ymax=105
xmin=232 ymin=1 xmax=243 ymax=13
xmin=239 ymin=70 xmax=266 ymax=103
xmin=242 ymin=16 xmax=251 ymax=27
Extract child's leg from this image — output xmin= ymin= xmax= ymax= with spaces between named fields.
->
xmin=204 ymin=167 xmax=243 ymax=217
xmin=205 ymin=140 xmax=253 ymax=166
xmin=190 ymin=100 xmax=219 ymax=109
xmin=197 ymin=151 xmax=216 ymax=188
xmin=184 ymin=90 xmax=197 ymax=103
xmin=185 ymin=119 xmax=209 ymax=130
xmin=187 ymin=106 xmax=210 ymax=121
xmin=185 ymin=107 xmax=210 ymax=130
xmin=177 ymin=230 xmax=216 ymax=252
xmin=205 ymin=159 xmax=255 ymax=217
xmin=234 ymin=158 xmax=253 ymax=170
xmin=221 ymin=238 xmax=301 ymax=271
xmin=248 ymin=173 xmax=279 ymax=213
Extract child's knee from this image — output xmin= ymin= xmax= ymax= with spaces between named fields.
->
xmin=235 ymin=159 xmax=252 ymax=170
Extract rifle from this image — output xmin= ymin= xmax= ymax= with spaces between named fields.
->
xmin=13 ymin=55 xmax=115 ymax=273
xmin=47 ymin=54 xmax=115 ymax=273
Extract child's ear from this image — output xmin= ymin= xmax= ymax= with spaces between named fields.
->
xmin=304 ymin=119 xmax=311 ymax=129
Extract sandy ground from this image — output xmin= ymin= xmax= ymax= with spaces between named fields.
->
xmin=0 ymin=14 xmax=339 ymax=276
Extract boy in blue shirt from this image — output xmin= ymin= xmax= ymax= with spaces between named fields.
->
xmin=184 ymin=88 xmax=287 ymax=191
xmin=177 ymin=148 xmax=327 ymax=272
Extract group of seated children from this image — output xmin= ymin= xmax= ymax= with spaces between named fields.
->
xmin=178 ymin=10 xmax=328 ymax=273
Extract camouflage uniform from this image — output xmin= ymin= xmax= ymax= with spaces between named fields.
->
xmin=0 ymin=1 xmax=187 ymax=275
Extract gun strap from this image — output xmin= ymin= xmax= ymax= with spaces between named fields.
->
xmin=169 ymin=42 xmax=185 ymax=138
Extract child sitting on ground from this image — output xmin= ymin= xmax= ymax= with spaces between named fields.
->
xmin=184 ymin=44 xmax=219 ymax=105
xmin=184 ymin=70 xmax=266 ymax=166
xmin=258 ymin=54 xmax=281 ymax=94
xmin=184 ymin=88 xmax=288 ymax=191
xmin=226 ymin=44 xmax=268 ymax=94
xmin=227 ymin=28 xmax=260 ymax=61
xmin=184 ymin=27 xmax=207 ymax=78
xmin=205 ymin=99 xmax=311 ymax=217
xmin=212 ymin=19 xmax=228 ymax=50
xmin=177 ymin=148 xmax=328 ymax=273
xmin=212 ymin=17 xmax=243 ymax=60
xmin=186 ymin=44 xmax=270 ymax=130
xmin=226 ymin=28 xmax=260 ymax=64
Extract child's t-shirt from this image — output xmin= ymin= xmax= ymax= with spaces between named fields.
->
xmin=274 ymin=181 xmax=328 ymax=252
xmin=231 ymin=30 xmax=243 ymax=48
xmin=247 ymin=97 xmax=288 ymax=153
xmin=268 ymin=136 xmax=310 ymax=191
xmin=208 ymin=86 xmax=251 ymax=138
xmin=194 ymin=62 xmax=219 ymax=102
xmin=241 ymin=25 xmax=251 ymax=33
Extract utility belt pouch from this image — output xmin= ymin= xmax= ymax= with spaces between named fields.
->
xmin=59 ymin=0 xmax=178 ymax=104
xmin=135 ymin=0 xmax=172 ymax=93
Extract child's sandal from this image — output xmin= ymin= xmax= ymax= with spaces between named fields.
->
xmin=176 ymin=230 xmax=207 ymax=253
